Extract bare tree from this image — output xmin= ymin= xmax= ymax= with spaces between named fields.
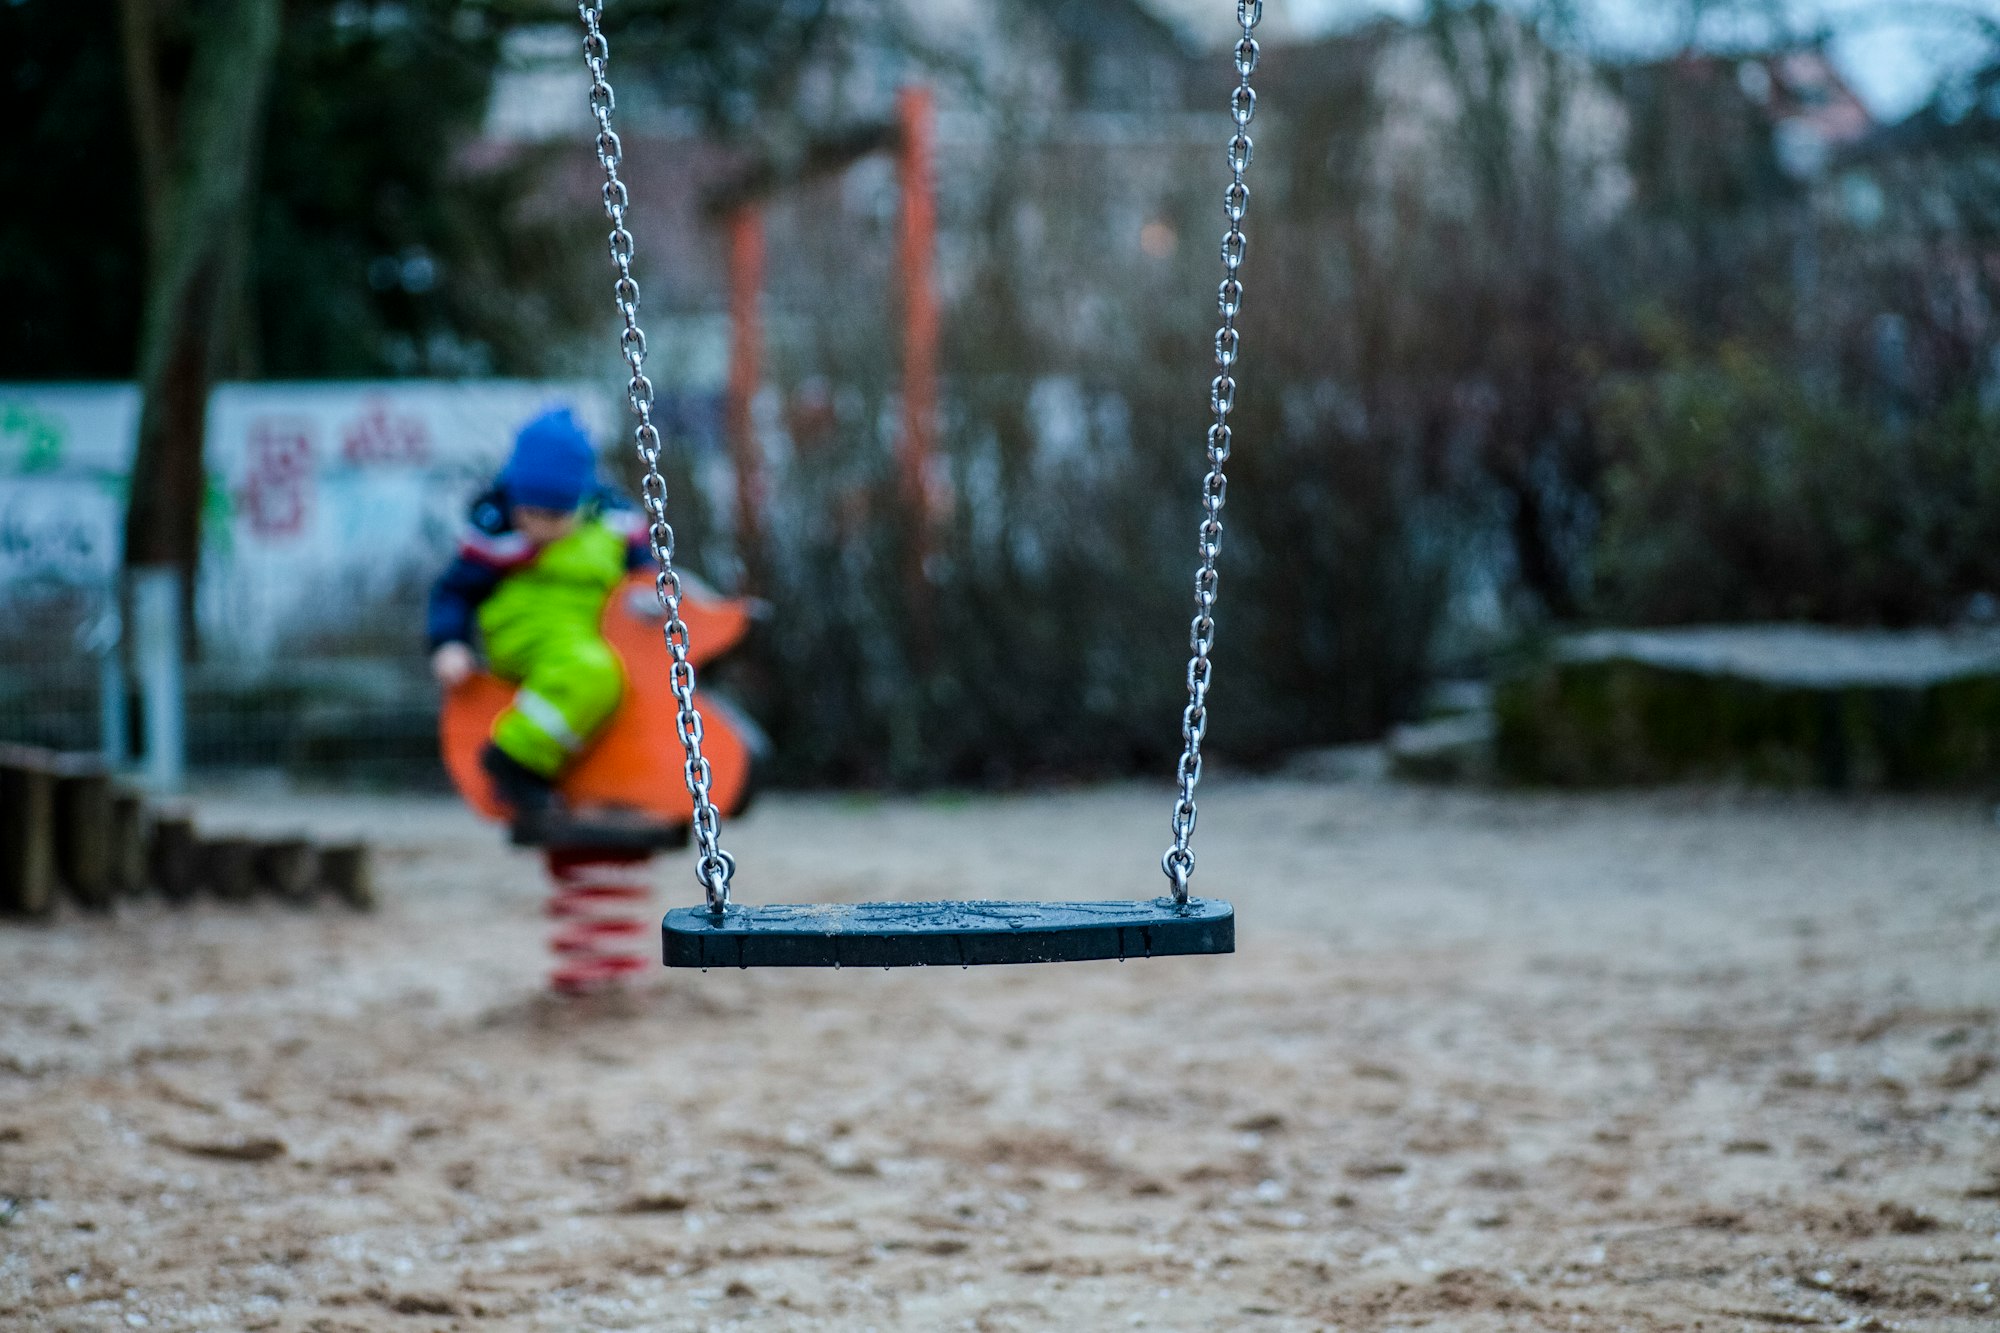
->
xmin=118 ymin=0 xmax=284 ymax=593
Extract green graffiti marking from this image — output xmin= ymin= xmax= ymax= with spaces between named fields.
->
xmin=0 ymin=402 xmax=68 ymax=474
xmin=203 ymin=477 xmax=236 ymax=560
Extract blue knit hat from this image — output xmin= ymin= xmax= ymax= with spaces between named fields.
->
xmin=502 ymin=408 xmax=596 ymax=512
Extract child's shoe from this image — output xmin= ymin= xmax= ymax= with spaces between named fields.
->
xmin=480 ymin=743 xmax=562 ymax=840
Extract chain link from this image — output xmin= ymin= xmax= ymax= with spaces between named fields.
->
xmin=578 ymin=1 xmax=735 ymax=911
xmin=1163 ymin=0 xmax=1261 ymax=906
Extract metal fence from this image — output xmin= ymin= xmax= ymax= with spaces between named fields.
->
xmin=0 ymin=583 xmax=112 ymax=755
xmin=0 ymin=580 xmax=444 ymax=784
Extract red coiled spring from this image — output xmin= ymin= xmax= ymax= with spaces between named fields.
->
xmin=544 ymin=849 xmax=653 ymax=995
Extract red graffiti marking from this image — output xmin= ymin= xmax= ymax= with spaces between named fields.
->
xmin=341 ymin=399 xmax=431 ymax=466
xmin=240 ymin=417 xmax=315 ymax=539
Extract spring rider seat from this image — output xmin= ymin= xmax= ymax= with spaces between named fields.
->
xmin=440 ymin=573 xmax=761 ymax=992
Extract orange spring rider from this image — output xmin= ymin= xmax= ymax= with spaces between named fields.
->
xmin=439 ymin=574 xmax=760 ymax=993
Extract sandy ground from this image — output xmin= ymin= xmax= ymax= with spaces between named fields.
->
xmin=3 ymin=776 xmax=1999 ymax=1332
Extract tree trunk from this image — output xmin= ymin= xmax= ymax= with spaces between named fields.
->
xmin=121 ymin=0 xmax=284 ymax=589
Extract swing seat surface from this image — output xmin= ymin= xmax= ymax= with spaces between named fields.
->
xmin=440 ymin=574 xmax=759 ymax=835
xmin=663 ymin=897 xmax=1233 ymax=968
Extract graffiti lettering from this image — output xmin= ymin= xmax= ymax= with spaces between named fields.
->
xmin=341 ymin=399 xmax=431 ymax=466
xmin=240 ymin=417 xmax=316 ymax=539
xmin=0 ymin=402 xmax=66 ymax=474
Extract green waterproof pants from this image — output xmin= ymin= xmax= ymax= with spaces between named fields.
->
xmin=477 ymin=520 xmax=633 ymax=778
xmin=489 ymin=632 xmax=626 ymax=777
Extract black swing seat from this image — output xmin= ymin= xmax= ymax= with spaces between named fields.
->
xmin=662 ymin=897 xmax=1233 ymax=968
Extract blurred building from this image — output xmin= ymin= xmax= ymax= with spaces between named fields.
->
xmin=478 ymin=0 xmax=1636 ymax=466
xmin=1749 ymin=47 xmax=1875 ymax=180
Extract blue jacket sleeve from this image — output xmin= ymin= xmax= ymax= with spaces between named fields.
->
xmin=426 ymin=556 xmax=503 ymax=651
xmin=427 ymin=486 xmax=520 ymax=651
xmin=592 ymin=485 xmax=656 ymax=572
xmin=623 ymin=528 xmax=655 ymax=573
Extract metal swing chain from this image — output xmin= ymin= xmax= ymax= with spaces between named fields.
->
xmin=578 ymin=0 xmax=1252 ymax=912
xmin=578 ymin=1 xmax=735 ymax=911
xmin=1163 ymin=0 xmax=1262 ymax=906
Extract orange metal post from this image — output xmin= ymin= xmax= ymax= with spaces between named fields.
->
xmin=726 ymin=205 xmax=767 ymax=590
xmin=896 ymin=85 xmax=939 ymax=604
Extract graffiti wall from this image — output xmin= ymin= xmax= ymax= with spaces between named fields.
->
xmin=0 ymin=384 xmax=139 ymax=599
xmin=0 ymin=381 xmax=615 ymax=663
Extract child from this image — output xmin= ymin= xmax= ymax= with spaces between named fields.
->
xmin=427 ymin=407 xmax=652 ymax=829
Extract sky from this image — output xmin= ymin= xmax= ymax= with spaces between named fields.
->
xmin=1154 ymin=0 xmax=2000 ymax=121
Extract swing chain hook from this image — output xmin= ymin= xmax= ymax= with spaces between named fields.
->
xmin=578 ymin=0 xmax=734 ymax=913
xmin=1163 ymin=0 xmax=1260 ymax=907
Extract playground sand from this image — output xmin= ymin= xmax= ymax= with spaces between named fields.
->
xmin=3 ymin=779 xmax=1997 ymax=1330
